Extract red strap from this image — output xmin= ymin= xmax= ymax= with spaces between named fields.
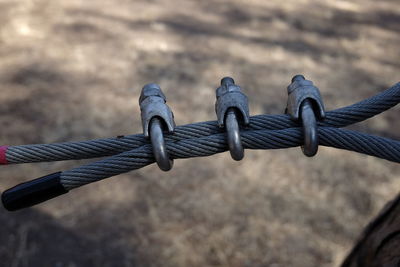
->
xmin=0 ymin=146 xmax=8 ymax=164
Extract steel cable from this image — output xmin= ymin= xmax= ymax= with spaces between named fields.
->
xmin=60 ymin=127 xmax=400 ymax=190
xmin=4 ymin=82 xmax=400 ymax=164
xmin=1 ymin=82 xmax=400 ymax=211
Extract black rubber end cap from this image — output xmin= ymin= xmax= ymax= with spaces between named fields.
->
xmin=2 ymin=172 xmax=68 ymax=211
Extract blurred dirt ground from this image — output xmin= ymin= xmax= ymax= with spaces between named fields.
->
xmin=0 ymin=0 xmax=399 ymax=266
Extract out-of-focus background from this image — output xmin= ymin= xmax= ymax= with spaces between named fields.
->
xmin=0 ymin=0 xmax=399 ymax=266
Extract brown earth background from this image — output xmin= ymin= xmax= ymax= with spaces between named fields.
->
xmin=0 ymin=0 xmax=399 ymax=266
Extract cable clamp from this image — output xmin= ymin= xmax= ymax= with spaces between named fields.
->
xmin=139 ymin=83 xmax=175 ymax=171
xmin=215 ymin=77 xmax=250 ymax=161
xmin=286 ymin=75 xmax=325 ymax=157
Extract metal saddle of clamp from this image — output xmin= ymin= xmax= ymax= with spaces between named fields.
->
xmin=139 ymin=83 xmax=175 ymax=171
xmin=215 ymin=77 xmax=250 ymax=161
xmin=286 ymin=75 xmax=325 ymax=157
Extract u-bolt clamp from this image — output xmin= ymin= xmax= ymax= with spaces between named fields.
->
xmin=286 ymin=75 xmax=325 ymax=157
xmin=139 ymin=83 xmax=175 ymax=171
xmin=215 ymin=77 xmax=250 ymax=161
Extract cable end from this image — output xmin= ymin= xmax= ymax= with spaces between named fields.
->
xmin=0 ymin=146 xmax=9 ymax=165
xmin=2 ymin=172 xmax=68 ymax=211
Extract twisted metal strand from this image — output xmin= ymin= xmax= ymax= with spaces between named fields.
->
xmin=60 ymin=127 xmax=400 ymax=190
xmin=5 ymin=83 xmax=400 ymax=164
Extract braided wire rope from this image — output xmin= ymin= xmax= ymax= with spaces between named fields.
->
xmin=61 ymin=127 xmax=400 ymax=190
xmin=57 ymin=82 xmax=400 ymax=190
xmin=1 ymin=81 xmax=400 ymax=212
xmin=5 ymin=82 xmax=400 ymax=164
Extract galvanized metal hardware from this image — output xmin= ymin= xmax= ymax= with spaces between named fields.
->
xmin=286 ymin=75 xmax=325 ymax=157
xmin=3 ymin=75 xmax=400 ymax=211
xmin=139 ymin=83 xmax=175 ymax=171
xmin=215 ymin=77 xmax=250 ymax=161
